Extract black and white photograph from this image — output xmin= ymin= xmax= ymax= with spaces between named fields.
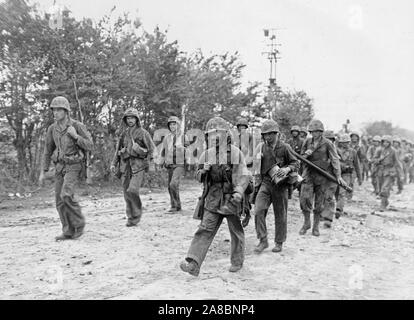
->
xmin=1 ymin=0 xmax=414 ymax=304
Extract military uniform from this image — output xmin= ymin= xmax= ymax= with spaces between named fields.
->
xmin=350 ymin=132 xmax=364 ymax=198
xmin=299 ymin=119 xmax=341 ymax=236
xmin=253 ymin=120 xmax=299 ymax=253
xmin=43 ymin=96 xmax=94 ymax=240
xmin=376 ymin=136 xmax=401 ymax=210
xmin=367 ymin=136 xmax=382 ymax=194
xmin=335 ymin=134 xmax=362 ymax=216
xmin=180 ymin=117 xmax=251 ymax=276
xmin=392 ymin=137 xmax=404 ymax=193
xmin=162 ymin=116 xmax=189 ymax=213
xmin=111 ymin=108 xmax=155 ymax=226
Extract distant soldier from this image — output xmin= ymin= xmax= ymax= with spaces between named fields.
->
xmin=110 ymin=108 xmax=155 ymax=226
xmin=367 ymin=135 xmax=382 ymax=195
xmin=374 ymin=135 xmax=402 ymax=211
xmin=392 ymin=136 xmax=404 ymax=194
xmin=360 ymin=135 xmax=370 ymax=181
xmin=180 ymin=117 xmax=251 ymax=276
xmin=287 ymin=125 xmax=304 ymax=154
xmin=349 ymin=132 xmax=364 ymax=197
xmin=287 ymin=125 xmax=304 ymax=198
xmin=299 ymin=119 xmax=344 ymax=236
xmin=335 ymin=134 xmax=362 ymax=218
xmin=235 ymin=117 xmax=253 ymax=228
xmin=42 ymin=96 xmax=94 ymax=241
xmin=299 ymin=127 xmax=308 ymax=140
xmin=160 ymin=116 xmax=189 ymax=213
xmin=324 ymin=130 xmax=337 ymax=145
xmin=253 ymin=120 xmax=299 ymax=253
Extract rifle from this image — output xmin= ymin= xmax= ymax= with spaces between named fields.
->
xmin=293 ymin=151 xmax=353 ymax=192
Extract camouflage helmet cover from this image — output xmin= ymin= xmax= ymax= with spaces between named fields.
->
xmin=381 ymin=135 xmax=392 ymax=143
xmin=205 ymin=116 xmax=230 ymax=134
xmin=122 ymin=108 xmax=140 ymax=124
xmin=350 ymin=131 xmax=360 ymax=139
xmin=261 ymin=119 xmax=280 ymax=135
xmin=392 ymin=136 xmax=401 ymax=143
xmin=324 ymin=130 xmax=336 ymax=139
xmin=308 ymin=119 xmax=324 ymax=132
xmin=291 ymin=125 xmax=301 ymax=133
xmin=338 ymin=134 xmax=351 ymax=143
xmin=300 ymin=127 xmax=308 ymax=134
xmin=236 ymin=118 xmax=249 ymax=128
xmin=50 ymin=96 xmax=70 ymax=112
xmin=372 ymin=135 xmax=381 ymax=142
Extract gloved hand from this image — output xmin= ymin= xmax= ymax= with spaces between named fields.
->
xmin=304 ymin=150 xmax=313 ymax=157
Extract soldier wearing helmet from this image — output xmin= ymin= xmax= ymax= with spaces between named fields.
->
xmin=42 ymin=96 xmax=94 ymax=241
xmin=367 ymin=135 xmax=383 ymax=195
xmin=392 ymin=136 xmax=404 ymax=194
xmin=374 ymin=135 xmax=402 ymax=211
xmin=348 ymin=131 xmax=365 ymax=197
xmin=250 ymin=119 xmax=299 ymax=254
xmin=159 ymin=115 xmax=190 ymax=213
xmin=287 ymin=125 xmax=304 ymax=155
xmin=324 ymin=130 xmax=336 ymax=144
xmin=110 ymin=107 xmax=155 ymax=226
xmin=299 ymin=126 xmax=308 ymax=139
xmin=180 ymin=116 xmax=251 ymax=276
xmin=299 ymin=119 xmax=344 ymax=236
xmin=286 ymin=125 xmax=304 ymax=199
xmin=335 ymin=134 xmax=362 ymax=219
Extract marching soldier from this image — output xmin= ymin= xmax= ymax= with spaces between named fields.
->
xmin=110 ymin=108 xmax=155 ymax=226
xmin=299 ymin=119 xmax=345 ymax=236
xmin=375 ymin=135 xmax=402 ymax=211
xmin=287 ymin=125 xmax=304 ymax=198
xmin=253 ymin=120 xmax=299 ymax=253
xmin=160 ymin=116 xmax=189 ymax=213
xmin=349 ymin=131 xmax=364 ymax=198
xmin=324 ymin=130 xmax=337 ymax=145
xmin=367 ymin=135 xmax=382 ymax=195
xmin=287 ymin=125 xmax=305 ymax=154
xmin=42 ymin=96 xmax=94 ymax=241
xmin=392 ymin=136 xmax=404 ymax=194
xmin=299 ymin=127 xmax=308 ymax=140
xmin=180 ymin=117 xmax=251 ymax=276
xmin=335 ymin=134 xmax=362 ymax=218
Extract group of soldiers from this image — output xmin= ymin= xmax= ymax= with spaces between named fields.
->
xmin=42 ymin=96 xmax=414 ymax=277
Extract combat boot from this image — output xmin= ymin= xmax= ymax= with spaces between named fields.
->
xmin=254 ymin=239 xmax=269 ymax=253
xmin=299 ymin=212 xmax=311 ymax=235
xmin=335 ymin=209 xmax=342 ymax=219
xmin=180 ymin=259 xmax=200 ymax=277
xmin=312 ymin=214 xmax=320 ymax=236
xmin=71 ymin=227 xmax=84 ymax=240
xmin=272 ymin=242 xmax=283 ymax=253
xmin=55 ymin=234 xmax=72 ymax=241
xmin=229 ymin=264 xmax=243 ymax=273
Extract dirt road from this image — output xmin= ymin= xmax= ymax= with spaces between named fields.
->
xmin=1 ymin=179 xmax=414 ymax=300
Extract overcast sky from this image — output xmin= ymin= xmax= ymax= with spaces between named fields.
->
xmin=34 ymin=0 xmax=414 ymax=132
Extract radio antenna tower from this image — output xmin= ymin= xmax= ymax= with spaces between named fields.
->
xmin=262 ymin=28 xmax=282 ymax=119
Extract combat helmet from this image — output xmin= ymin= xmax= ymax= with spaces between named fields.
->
xmin=261 ymin=119 xmax=280 ymax=135
xmin=50 ymin=96 xmax=70 ymax=112
xmin=205 ymin=116 xmax=230 ymax=135
xmin=372 ymin=135 xmax=381 ymax=142
xmin=122 ymin=108 xmax=140 ymax=125
xmin=291 ymin=125 xmax=301 ymax=133
xmin=350 ymin=131 xmax=360 ymax=139
xmin=381 ymin=135 xmax=392 ymax=143
xmin=324 ymin=130 xmax=336 ymax=140
xmin=236 ymin=118 xmax=249 ymax=128
xmin=308 ymin=119 xmax=324 ymax=132
xmin=338 ymin=134 xmax=351 ymax=143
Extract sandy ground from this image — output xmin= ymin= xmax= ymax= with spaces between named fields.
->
xmin=1 ymin=178 xmax=414 ymax=300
